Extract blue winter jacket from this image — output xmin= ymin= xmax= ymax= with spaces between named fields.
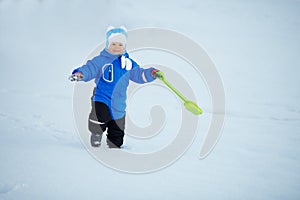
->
xmin=73 ymin=49 xmax=155 ymax=119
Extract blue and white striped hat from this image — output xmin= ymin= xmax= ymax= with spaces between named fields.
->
xmin=105 ymin=26 xmax=128 ymax=49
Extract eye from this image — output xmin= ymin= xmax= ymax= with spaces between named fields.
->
xmin=119 ymin=43 xmax=123 ymax=47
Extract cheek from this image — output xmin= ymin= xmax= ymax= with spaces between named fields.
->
xmin=109 ymin=46 xmax=117 ymax=52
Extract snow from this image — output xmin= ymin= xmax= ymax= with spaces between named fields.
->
xmin=0 ymin=0 xmax=300 ymax=199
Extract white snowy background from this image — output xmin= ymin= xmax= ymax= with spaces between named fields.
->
xmin=0 ymin=0 xmax=299 ymax=199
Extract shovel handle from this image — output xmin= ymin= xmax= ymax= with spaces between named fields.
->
xmin=156 ymin=71 xmax=188 ymax=102
xmin=156 ymin=71 xmax=203 ymax=115
xmin=161 ymin=79 xmax=188 ymax=102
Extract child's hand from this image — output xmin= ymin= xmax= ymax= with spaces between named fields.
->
xmin=69 ymin=72 xmax=84 ymax=82
xmin=151 ymin=69 xmax=163 ymax=79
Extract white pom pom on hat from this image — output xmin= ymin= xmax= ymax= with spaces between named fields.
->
xmin=106 ymin=26 xmax=128 ymax=48
xmin=106 ymin=26 xmax=115 ymax=33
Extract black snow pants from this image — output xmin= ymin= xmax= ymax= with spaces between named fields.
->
xmin=88 ymin=101 xmax=125 ymax=148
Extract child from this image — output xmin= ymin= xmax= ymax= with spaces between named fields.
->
xmin=70 ymin=26 xmax=160 ymax=148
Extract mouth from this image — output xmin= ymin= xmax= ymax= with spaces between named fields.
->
xmin=113 ymin=49 xmax=123 ymax=53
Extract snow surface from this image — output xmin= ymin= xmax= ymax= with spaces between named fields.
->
xmin=0 ymin=0 xmax=300 ymax=199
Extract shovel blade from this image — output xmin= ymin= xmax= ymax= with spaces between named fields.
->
xmin=184 ymin=101 xmax=203 ymax=115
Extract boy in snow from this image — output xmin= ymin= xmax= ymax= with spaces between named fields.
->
xmin=70 ymin=26 xmax=160 ymax=148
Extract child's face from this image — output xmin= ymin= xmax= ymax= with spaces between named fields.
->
xmin=108 ymin=42 xmax=125 ymax=55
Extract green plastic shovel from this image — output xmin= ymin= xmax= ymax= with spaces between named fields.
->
xmin=155 ymin=71 xmax=203 ymax=115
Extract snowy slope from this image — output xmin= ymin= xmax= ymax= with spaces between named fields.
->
xmin=0 ymin=0 xmax=300 ymax=199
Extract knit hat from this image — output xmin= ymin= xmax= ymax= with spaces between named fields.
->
xmin=105 ymin=26 xmax=128 ymax=49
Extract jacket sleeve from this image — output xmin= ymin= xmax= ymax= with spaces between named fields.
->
xmin=129 ymin=59 xmax=156 ymax=84
xmin=72 ymin=56 xmax=101 ymax=82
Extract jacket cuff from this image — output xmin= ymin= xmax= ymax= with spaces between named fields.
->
xmin=143 ymin=67 xmax=156 ymax=82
